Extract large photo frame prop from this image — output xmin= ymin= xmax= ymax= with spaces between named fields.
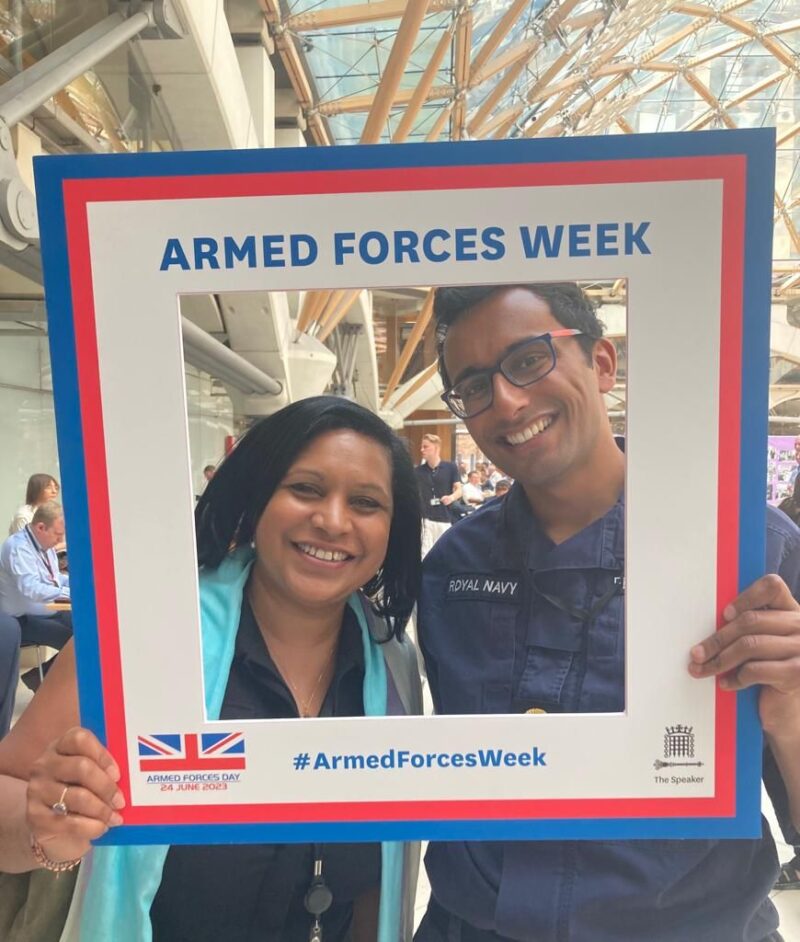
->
xmin=35 ymin=129 xmax=774 ymax=844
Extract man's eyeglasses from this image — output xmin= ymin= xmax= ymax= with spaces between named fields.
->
xmin=441 ymin=329 xmax=584 ymax=420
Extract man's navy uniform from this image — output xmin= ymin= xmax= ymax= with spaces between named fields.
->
xmin=417 ymin=483 xmax=799 ymax=942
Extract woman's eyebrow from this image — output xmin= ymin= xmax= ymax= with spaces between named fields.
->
xmin=284 ymin=466 xmax=323 ymax=480
xmin=285 ymin=468 xmax=390 ymax=497
xmin=351 ymin=482 xmax=391 ymax=497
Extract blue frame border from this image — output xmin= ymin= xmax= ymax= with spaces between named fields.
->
xmin=34 ymin=128 xmax=775 ymax=844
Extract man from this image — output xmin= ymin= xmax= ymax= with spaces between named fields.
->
xmin=414 ymin=433 xmax=462 ymax=556
xmin=203 ymin=464 xmax=216 ymax=483
xmin=462 ymin=470 xmax=485 ymax=508
xmin=493 ymin=477 xmax=512 ymax=498
xmin=486 ymin=463 xmax=503 ymax=488
xmin=416 ymin=282 xmax=800 ymax=942
xmin=0 ymin=501 xmax=71 ymax=653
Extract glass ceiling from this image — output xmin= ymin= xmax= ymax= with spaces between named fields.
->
xmin=280 ymin=0 xmax=800 ymax=285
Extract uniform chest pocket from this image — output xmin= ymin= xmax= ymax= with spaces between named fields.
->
xmin=515 ymin=644 xmax=579 ymax=711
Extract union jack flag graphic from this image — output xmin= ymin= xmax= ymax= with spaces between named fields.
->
xmin=138 ymin=732 xmax=246 ymax=772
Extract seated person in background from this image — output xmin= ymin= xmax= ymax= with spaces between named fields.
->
xmin=8 ymin=474 xmax=60 ymax=536
xmin=0 ymin=614 xmax=20 ymax=737
xmin=476 ymin=462 xmax=495 ymax=498
xmin=461 ymin=470 xmax=485 ymax=508
xmin=493 ymin=478 xmax=512 ymax=499
xmin=0 ymin=501 xmax=72 ymax=654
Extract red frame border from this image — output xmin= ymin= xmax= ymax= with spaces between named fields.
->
xmin=62 ymin=155 xmax=745 ymax=826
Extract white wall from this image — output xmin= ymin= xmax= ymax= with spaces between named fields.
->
xmin=0 ymin=336 xmax=234 ymax=525
xmin=185 ymin=364 xmax=235 ymax=496
xmin=0 ymin=335 xmax=59 ymax=528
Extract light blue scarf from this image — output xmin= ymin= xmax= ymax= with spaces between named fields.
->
xmin=78 ymin=549 xmax=403 ymax=940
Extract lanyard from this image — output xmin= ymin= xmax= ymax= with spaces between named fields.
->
xmin=531 ymin=569 xmax=624 ymax=624
xmin=25 ymin=526 xmax=58 ymax=586
xmin=304 ymin=844 xmax=332 ymax=941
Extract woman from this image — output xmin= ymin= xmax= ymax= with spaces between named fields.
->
xmin=8 ymin=474 xmax=60 ymax=535
xmin=0 ymin=397 xmax=423 ymax=942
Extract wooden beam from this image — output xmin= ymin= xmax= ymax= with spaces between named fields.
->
xmin=319 ymin=84 xmax=452 ymax=116
xmin=469 ymin=0 xmax=529 ymax=82
xmin=522 ymin=89 xmax=573 ymax=138
xmin=477 ymin=33 xmax=587 ymax=140
xmin=318 ymin=290 xmax=362 ymax=342
xmin=778 ymin=121 xmax=800 ymax=147
xmin=285 ymin=0 xmax=458 ymax=33
xmin=616 ymin=116 xmax=634 ymax=133
xmin=297 ymin=290 xmax=326 ymax=334
xmin=688 ymin=68 xmax=788 ymax=132
xmin=759 ymin=35 xmax=798 ymax=71
xmin=426 ymin=99 xmax=453 ymax=141
xmin=315 ymin=289 xmax=347 ymax=331
xmin=286 ymin=0 xmax=455 ymax=32
xmin=394 ymin=359 xmax=440 ymax=408
xmin=471 ymin=37 xmax=538 ymax=87
xmin=393 ymin=24 xmax=454 ymax=142
xmin=360 ymin=0 xmax=431 ymax=144
xmin=261 ymin=0 xmax=332 ymax=146
xmin=467 ymin=58 xmax=526 ymax=136
xmin=682 ymin=69 xmax=737 ymax=130
xmin=562 ymin=8 xmax=607 ymax=32
xmin=451 ymin=7 xmax=472 ymax=141
xmin=382 ymin=290 xmax=435 ymax=405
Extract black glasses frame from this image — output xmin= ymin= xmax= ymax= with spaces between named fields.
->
xmin=441 ymin=329 xmax=584 ymax=420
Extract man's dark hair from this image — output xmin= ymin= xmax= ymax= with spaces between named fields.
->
xmin=434 ymin=283 xmax=605 ymax=387
xmin=195 ymin=395 xmax=421 ymax=637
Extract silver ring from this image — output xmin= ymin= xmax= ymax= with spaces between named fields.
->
xmin=51 ymin=786 xmax=69 ymax=816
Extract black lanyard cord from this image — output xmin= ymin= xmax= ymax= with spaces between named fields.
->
xmin=532 ymin=570 xmax=624 ymax=624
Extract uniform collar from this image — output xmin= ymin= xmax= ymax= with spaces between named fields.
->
xmin=492 ymin=483 xmax=624 ymax=572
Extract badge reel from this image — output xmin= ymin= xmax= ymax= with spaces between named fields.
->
xmin=304 ymin=847 xmax=333 ymax=942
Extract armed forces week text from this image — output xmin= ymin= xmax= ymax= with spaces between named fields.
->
xmin=159 ymin=222 xmax=652 ymax=271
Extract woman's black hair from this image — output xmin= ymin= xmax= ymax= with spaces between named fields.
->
xmin=195 ymin=396 xmax=421 ymax=638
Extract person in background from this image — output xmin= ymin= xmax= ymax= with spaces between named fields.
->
xmin=778 ymin=475 xmax=800 ymax=528
xmin=493 ymin=478 xmax=512 ymax=499
xmin=461 ymin=471 xmax=485 ymax=509
xmin=414 ymin=433 xmax=462 ymax=556
xmin=8 ymin=474 xmax=60 ymax=536
xmin=0 ymin=614 xmax=20 ymax=738
xmin=477 ymin=463 xmax=495 ymax=498
xmin=0 ymin=502 xmax=71 ymax=646
xmin=203 ymin=464 xmax=216 ymax=483
xmin=0 ymin=396 xmax=422 ymax=942
xmin=486 ymin=463 xmax=503 ymax=488
xmin=0 ymin=501 xmax=71 ymax=691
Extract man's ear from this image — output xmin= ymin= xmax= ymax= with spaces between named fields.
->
xmin=593 ymin=338 xmax=618 ymax=394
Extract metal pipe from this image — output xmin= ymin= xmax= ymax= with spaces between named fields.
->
xmin=181 ymin=316 xmax=282 ymax=396
xmin=0 ymin=9 xmax=154 ymax=127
